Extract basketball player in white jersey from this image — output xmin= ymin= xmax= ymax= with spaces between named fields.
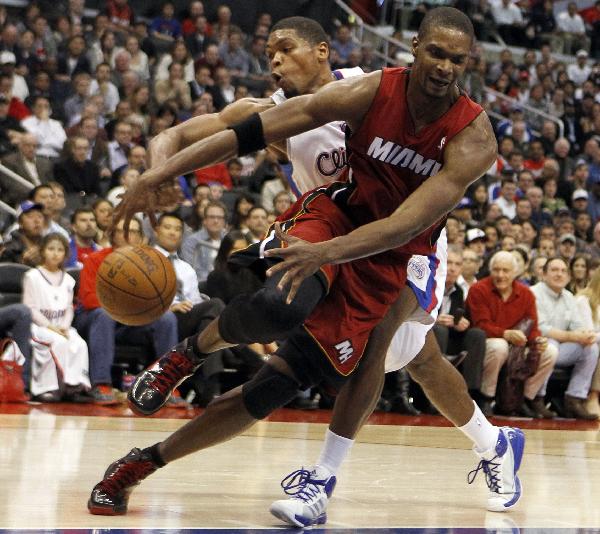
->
xmin=145 ymin=17 xmax=506 ymax=526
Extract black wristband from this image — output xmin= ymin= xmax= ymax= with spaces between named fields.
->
xmin=227 ymin=112 xmax=267 ymax=156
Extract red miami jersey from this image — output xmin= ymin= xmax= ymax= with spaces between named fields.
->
xmin=264 ymin=68 xmax=484 ymax=376
xmin=333 ymin=66 xmax=483 ymax=258
xmin=302 ymin=67 xmax=483 ymax=375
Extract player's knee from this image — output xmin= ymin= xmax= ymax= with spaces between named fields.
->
xmin=242 ymin=363 xmax=300 ymax=419
xmin=219 ymin=274 xmax=324 ymax=345
xmin=260 ymin=288 xmax=312 ymax=336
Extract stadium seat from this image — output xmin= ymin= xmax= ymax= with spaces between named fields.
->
xmin=0 ymin=263 xmax=30 ymax=306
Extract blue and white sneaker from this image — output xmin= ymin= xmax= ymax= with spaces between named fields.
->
xmin=269 ymin=465 xmax=337 ymax=527
xmin=468 ymin=426 xmax=525 ymax=512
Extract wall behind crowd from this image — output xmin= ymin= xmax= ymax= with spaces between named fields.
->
xmin=72 ymin=0 xmax=338 ymax=35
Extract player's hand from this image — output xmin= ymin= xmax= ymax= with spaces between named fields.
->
xmin=112 ymin=170 xmax=183 ymax=240
xmin=264 ymin=222 xmax=327 ymax=304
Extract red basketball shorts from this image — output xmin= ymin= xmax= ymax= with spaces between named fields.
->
xmin=270 ymin=190 xmax=411 ymax=376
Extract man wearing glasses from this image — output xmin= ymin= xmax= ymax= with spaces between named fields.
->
xmin=182 ymin=201 xmax=227 ymax=283
xmin=73 ymin=217 xmax=178 ymax=405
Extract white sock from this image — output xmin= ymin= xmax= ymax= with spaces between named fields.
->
xmin=316 ymin=429 xmax=354 ymax=475
xmin=458 ymin=401 xmax=499 ymax=453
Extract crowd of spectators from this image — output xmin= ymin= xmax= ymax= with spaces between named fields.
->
xmin=0 ymin=0 xmax=599 ymax=419
xmin=413 ymin=0 xmax=600 ymax=57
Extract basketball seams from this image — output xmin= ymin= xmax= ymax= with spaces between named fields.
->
xmin=156 ymin=252 xmax=168 ymax=294
xmin=96 ymin=271 xmax=157 ymax=301
xmin=96 ymin=246 xmax=177 ymax=325
xmin=111 ymin=248 xmax=167 ymax=309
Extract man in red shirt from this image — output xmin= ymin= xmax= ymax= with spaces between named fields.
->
xmin=466 ymin=250 xmax=558 ymax=418
xmin=73 ymin=217 xmax=178 ymax=404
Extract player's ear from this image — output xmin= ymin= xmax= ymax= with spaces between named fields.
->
xmin=411 ymin=36 xmax=419 ymax=57
xmin=317 ymin=41 xmax=329 ymax=62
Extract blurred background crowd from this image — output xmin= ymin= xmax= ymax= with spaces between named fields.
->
xmin=1 ymin=0 xmax=600 ymax=422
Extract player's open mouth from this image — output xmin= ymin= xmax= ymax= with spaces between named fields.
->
xmin=430 ymin=77 xmax=450 ymax=88
xmin=272 ymin=72 xmax=283 ymax=84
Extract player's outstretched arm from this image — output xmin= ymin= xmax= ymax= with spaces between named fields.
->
xmin=148 ymin=97 xmax=275 ymax=168
xmin=325 ymin=113 xmax=497 ymax=260
xmin=113 ymin=72 xmax=379 ymax=235
xmin=266 ymin=113 xmax=497 ymax=302
xmin=152 ymin=71 xmax=378 ymax=182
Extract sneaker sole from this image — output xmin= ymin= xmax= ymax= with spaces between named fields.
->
xmin=127 ymin=397 xmax=165 ymax=416
xmin=87 ymin=500 xmax=127 ymax=515
xmin=269 ymin=506 xmax=327 ymax=528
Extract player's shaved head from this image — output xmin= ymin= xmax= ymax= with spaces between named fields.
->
xmin=418 ymin=7 xmax=475 ymax=43
xmin=271 ymin=16 xmax=329 ymax=47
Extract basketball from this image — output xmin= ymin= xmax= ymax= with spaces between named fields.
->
xmin=96 ymin=245 xmax=177 ymax=326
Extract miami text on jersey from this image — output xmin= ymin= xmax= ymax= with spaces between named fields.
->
xmin=367 ymin=136 xmax=442 ymax=177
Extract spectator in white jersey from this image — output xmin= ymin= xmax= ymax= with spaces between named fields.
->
xmin=23 ymin=233 xmax=91 ymax=402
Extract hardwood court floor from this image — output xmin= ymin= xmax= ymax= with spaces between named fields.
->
xmin=1 ymin=404 xmax=599 ymax=530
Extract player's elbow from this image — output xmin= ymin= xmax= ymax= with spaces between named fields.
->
xmin=149 ymin=127 xmax=180 ymax=155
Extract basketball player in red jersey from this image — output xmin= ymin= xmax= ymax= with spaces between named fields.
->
xmin=89 ymin=8 xmax=525 ymax=522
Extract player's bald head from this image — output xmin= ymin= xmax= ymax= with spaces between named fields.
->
xmin=418 ymin=7 xmax=475 ymax=44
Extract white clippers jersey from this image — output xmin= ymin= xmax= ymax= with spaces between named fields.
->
xmin=22 ymin=268 xmax=75 ymax=329
xmin=270 ymin=67 xmax=364 ymax=196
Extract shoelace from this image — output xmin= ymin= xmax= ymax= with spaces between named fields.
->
xmin=281 ymin=468 xmax=326 ymax=503
xmin=99 ymin=456 xmax=157 ymax=496
xmin=151 ymin=351 xmax=196 ymax=395
xmin=467 ymin=455 xmax=501 ymax=493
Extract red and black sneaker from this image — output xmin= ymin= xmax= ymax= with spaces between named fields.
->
xmin=127 ymin=337 xmax=205 ymax=416
xmin=88 ymin=447 xmax=160 ymax=515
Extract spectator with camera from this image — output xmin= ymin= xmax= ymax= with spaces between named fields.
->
xmin=0 ymin=201 xmax=44 ymax=266
xmin=433 ymin=246 xmax=486 ymax=403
